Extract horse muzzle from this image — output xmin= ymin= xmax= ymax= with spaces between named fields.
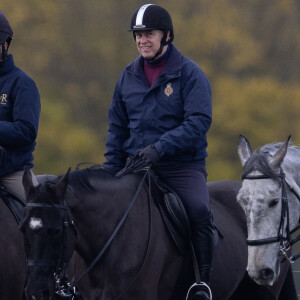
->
xmin=247 ymin=258 xmax=280 ymax=286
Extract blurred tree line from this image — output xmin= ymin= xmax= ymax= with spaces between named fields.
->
xmin=2 ymin=0 xmax=300 ymax=180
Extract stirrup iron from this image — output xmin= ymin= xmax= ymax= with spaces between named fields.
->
xmin=186 ymin=282 xmax=212 ymax=300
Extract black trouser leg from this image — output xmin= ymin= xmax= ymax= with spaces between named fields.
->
xmin=191 ymin=211 xmax=215 ymax=285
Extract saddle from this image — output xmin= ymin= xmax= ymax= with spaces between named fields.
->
xmin=148 ymin=169 xmax=191 ymax=254
xmin=0 ymin=186 xmax=25 ymax=224
xmin=116 ymin=155 xmax=192 ymax=255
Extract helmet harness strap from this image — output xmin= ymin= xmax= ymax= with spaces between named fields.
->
xmin=0 ymin=42 xmax=6 ymax=66
xmin=147 ymin=30 xmax=173 ymax=62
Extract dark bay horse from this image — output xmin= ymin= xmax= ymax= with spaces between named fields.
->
xmin=0 ymin=178 xmax=89 ymax=300
xmin=0 ymin=193 xmax=27 ymax=299
xmin=21 ymin=167 xmax=297 ymax=300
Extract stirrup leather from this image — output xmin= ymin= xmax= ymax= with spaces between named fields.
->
xmin=186 ymin=282 xmax=212 ymax=300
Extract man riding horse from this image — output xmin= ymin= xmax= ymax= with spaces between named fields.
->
xmin=0 ymin=11 xmax=40 ymax=200
xmin=103 ymin=4 xmax=214 ymax=299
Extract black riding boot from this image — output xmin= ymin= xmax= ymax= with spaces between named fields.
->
xmin=187 ymin=211 xmax=215 ymax=300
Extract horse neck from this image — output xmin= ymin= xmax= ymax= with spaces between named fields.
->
xmin=282 ymin=150 xmax=300 ymax=224
xmin=66 ymin=175 xmax=144 ymax=261
xmin=282 ymin=150 xmax=300 ymax=191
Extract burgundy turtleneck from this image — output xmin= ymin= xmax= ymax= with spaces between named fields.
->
xmin=144 ymin=60 xmax=167 ymax=87
xmin=143 ymin=45 xmax=171 ymax=87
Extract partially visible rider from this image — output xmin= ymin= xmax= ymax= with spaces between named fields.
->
xmin=0 ymin=11 xmax=40 ymax=200
xmin=103 ymin=4 xmax=213 ymax=299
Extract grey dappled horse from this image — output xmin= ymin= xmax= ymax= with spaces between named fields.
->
xmin=237 ymin=135 xmax=300 ymax=287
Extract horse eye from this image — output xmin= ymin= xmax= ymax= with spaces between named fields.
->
xmin=269 ymin=198 xmax=279 ymax=208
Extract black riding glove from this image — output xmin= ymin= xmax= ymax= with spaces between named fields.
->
xmin=139 ymin=144 xmax=160 ymax=165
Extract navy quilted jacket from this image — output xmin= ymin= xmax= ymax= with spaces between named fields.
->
xmin=104 ymin=45 xmax=212 ymax=173
xmin=0 ymin=55 xmax=40 ymax=176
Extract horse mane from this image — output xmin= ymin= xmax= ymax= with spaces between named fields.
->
xmin=46 ymin=164 xmax=116 ymax=194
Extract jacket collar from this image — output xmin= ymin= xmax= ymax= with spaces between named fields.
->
xmin=127 ymin=44 xmax=182 ymax=76
xmin=0 ymin=54 xmax=15 ymax=75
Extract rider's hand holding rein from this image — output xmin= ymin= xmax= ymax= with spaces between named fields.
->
xmin=139 ymin=145 xmax=160 ymax=165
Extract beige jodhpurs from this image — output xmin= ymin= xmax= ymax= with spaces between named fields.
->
xmin=0 ymin=169 xmax=38 ymax=201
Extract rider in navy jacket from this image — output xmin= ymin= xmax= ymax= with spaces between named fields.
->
xmin=0 ymin=54 xmax=40 ymax=176
xmin=104 ymin=44 xmax=211 ymax=173
xmin=104 ymin=5 xmax=214 ymax=299
xmin=0 ymin=11 xmax=40 ymax=199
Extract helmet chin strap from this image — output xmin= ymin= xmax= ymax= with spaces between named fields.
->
xmin=147 ymin=31 xmax=171 ymax=62
xmin=147 ymin=44 xmax=164 ymax=62
xmin=0 ymin=43 xmax=7 ymax=67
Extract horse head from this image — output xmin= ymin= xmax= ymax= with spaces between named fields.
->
xmin=20 ymin=168 xmax=77 ymax=300
xmin=237 ymin=135 xmax=300 ymax=286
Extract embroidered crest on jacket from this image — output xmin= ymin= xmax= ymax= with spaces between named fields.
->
xmin=0 ymin=94 xmax=7 ymax=105
xmin=164 ymin=83 xmax=173 ymax=97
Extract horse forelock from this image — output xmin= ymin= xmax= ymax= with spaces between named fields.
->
xmin=242 ymin=152 xmax=281 ymax=183
xmin=31 ymin=181 xmax=60 ymax=205
xmin=242 ymin=143 xmax=300 ymax=180
xmin=242 ymin=142 xmax=300 ymax=181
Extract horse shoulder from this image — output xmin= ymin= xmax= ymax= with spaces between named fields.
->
xmin=208 ymin=181 xmax=249 ymax=298
xmin=208 ymin=180 xmax=247 ymax=235
xmin=208 ymin=180 xmax=242 ymax=211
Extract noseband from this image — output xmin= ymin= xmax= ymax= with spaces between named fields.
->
xmin=23 ymin=168 xmax=151 ymax=299
xmin=24 ymin=202 xmax=79 ymax=299
xmin=242 ymin=168 xmax=300 ymax=263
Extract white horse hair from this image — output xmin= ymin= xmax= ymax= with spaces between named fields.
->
xmin=237 ymin=135 xmax=300 ymax=286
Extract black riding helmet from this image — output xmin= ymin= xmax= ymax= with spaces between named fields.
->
xmin=0 ymin=11 xmax=13 ymax=63
xmin=129 ymin=4 xmax=174 ymax=60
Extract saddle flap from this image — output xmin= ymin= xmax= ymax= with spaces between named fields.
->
xmin=163 ymin=192 xmax=191 ymax=239
xmin=0 ymin=186 xmax=25 ymax=224
xmin=149 ymin=170 xmax=191 ymax=254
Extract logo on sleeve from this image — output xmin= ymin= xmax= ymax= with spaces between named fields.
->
xmin=164 ymin=83 xmax=173 ymax=97
xmin=0 ymin=94 xmax=7 ymax=105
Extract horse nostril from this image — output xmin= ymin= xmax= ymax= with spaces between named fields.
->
xmin=259 ymin=268 xmax=274 ymax=280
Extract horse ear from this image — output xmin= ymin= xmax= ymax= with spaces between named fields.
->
xmin=55 ymin=168 xmax=71 ymax=199
xmin=22 ymin=168 xmax=36 ymax=200
xmin=269 ymin=135 xmax=291 ymax=170
xmin=238 ymin=135 xmax=252 ymax=166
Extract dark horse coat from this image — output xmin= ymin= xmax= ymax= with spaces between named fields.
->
xmin=21 ymin=169 xmax=297 ymax=300
xmin=0 ymin=195 xmax=26 ymax=299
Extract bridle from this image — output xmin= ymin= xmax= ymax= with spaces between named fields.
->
xmin=23 ymin=166 xmax=152 ymax=299
xmin=242 ymin=168 xmax=300 ymax=263
xmin=23 ymin=202 xmax=79 ymax=299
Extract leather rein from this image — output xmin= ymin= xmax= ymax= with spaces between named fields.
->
xmin=242 ymin=168 xmax=300 ymax=263
xmin=24 ymin=167 xmax=152 ymax=299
